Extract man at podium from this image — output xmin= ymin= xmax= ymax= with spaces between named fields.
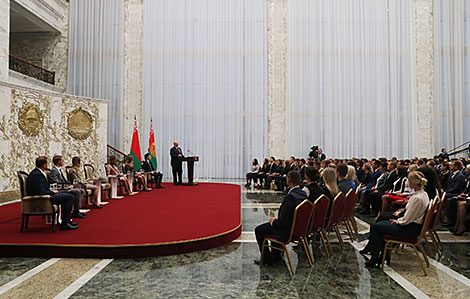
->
xmin=170 ymin=141 xmax=184 ymax=185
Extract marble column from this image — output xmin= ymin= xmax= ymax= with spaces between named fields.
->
xmin=414 ymin=0 xmax=435 ymax=157
xmin=267 ymin=0 xmax=288 ymax=159
xmin=123 ymin=0 xmax=143 ymax=151
xmin=0 ymin=0 xmax=9 ymax=82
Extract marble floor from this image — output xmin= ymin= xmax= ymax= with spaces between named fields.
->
xmin=1 ymin=180 xmax=470 ymax=298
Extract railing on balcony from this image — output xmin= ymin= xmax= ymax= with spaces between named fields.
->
xmin=9 ymin=54 xmax=55 ymax=85
xmin=107 ymin=144 xmax=127 ymax=171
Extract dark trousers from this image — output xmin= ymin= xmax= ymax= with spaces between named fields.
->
xmin=51 ymin=193 xmax=74 ymax=225
xmin=363 ymin=190 xmax=384 ymax=212
xmin=152 ymin=172 xmax=163 ymax=186
xmin=366 ymin=220 xmax=421 ymax=260
xmin=172 ymin=164 xmax=183 ymax=184
xmin=68 ymin=188 xmax=85 ymax=212
xmin=255 ymin=223 xmax=282 ymax=261
xmin=246 ymin=173 xmax=258 ymax=185
xmin=446 ymin=196 xmax=460 ymax=225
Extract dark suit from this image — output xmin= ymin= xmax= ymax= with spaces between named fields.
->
xmin=142 ymin=160 xmax=163 ymax=187
xmin=445 ymin=172 xmax=467 ymax=225
xmin=27 ymin=168 xmax=74 ymax=225
xmin=170 ymin=146 xmax=184 ymax=184
xmin=49 ymin=166 xmax=84 ymax=212
xmin=305 ymin=182 xmax=325 ymax=203
xmin=255 ymin=187 xmax=307 ymax=261
xmin=364 ymin=169 xmax=398 ymax=213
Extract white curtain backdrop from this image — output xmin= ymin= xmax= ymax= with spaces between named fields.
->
xmin=142 ymin=0 xmax=267 ymax=178
xmin=434 ymin=0 xmax=470 ymax=154
xmin=68 ymin=0 xmax=125 ymax=148
xmin=287 ymin=0 xmax=417 ymax=159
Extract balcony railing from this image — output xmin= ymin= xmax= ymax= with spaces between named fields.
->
xmin=9 ymin=54 xmax=55 ymax=85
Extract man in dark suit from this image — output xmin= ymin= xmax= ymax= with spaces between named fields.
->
xmin=444 ymin=160 xmax=467 ymax=227
xmin=170 ymin=141 xmax=184 ymax=185
xmin=303 ymin=166 xmax=326 ymax=202
xmin=142 ymin=153 xmax=164 ymax=188
xmin=254 ymin=171 xmax=307 ymax=265
xmin=360 ymin=161 xmax=398 ymax=216
xmin=27 ymin=156 xmax=77 ymax=230
xmin=49 ymin=155 xmax=86 ymax=219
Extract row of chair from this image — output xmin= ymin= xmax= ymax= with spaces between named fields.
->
xmin=261 ymin=188 xmax=360 ymax=274
xmin=260 ymin=188 xmax=446 ymax=276
xmin=17 ymin=164 xmax=112 ymax=233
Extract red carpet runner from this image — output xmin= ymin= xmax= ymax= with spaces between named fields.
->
xmin=0 ymin=183 xmax=241 ymax=258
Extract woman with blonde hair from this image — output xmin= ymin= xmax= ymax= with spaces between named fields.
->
xmin=321 ymin=167 xmax=338 ymax=200
xmin=346 ymin=165 xmax=360 ymax=188
xmin=361 ymin=171 xmax=430 ymax=267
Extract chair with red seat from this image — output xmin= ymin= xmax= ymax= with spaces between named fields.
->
xmin=306 ymin=195 xmax=331 ymax=260
xmin=380 ymin=197 xmax=437 ymax=276
xmin=323 ymin=192 xmax=346 ymax=254
xmin=260 ymin=199 xmax=314 ymax=274
xmin=426 ymin=193 xmax=446 ymax=256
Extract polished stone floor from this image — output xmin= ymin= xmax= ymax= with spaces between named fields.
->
xmin=1 ymin=180 xmax=470 ymax=298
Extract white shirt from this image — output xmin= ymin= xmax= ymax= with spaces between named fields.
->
xmin=397 ymin=189 xmax=430 ymax=226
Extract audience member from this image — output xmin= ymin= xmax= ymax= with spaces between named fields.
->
xmin=49 ymin=155 xmax=86 ymax=219
xmin=254 ymin=171 xmax=307 ymax=265
xmin=69 ymin=157 xmax=102 ymax=209
xmin=124 ymin=155 xmax=151 ymax=191
xmin=27 ymin=156 xmax=77 ymax=230
xmin=107 ymin=156 xmax=135 ymax=196
xmin=142 ymin=153 xmax=164 ymax=188
xmin=337 ymin=163 xmax=355 ymax=194
xmin=443 ymin=160 xmax=466 ymax=227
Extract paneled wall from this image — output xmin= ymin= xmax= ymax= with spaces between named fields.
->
xmin=0 ymin=81 xmax=108 ymax=192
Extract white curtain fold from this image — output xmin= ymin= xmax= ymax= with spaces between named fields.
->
xmin=142 ymin=0 xmax=267 ymax=178
xmin=434 ymin=0 xmax=470 ymax=153
xmin=68 ymin=0 xmax=125 ymax=149
xmin=286 ymin=0 xmax=416 ymax=159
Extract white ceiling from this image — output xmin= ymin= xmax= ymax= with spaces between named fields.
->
xmin=10 ymin=0 xmax=59 ymax=33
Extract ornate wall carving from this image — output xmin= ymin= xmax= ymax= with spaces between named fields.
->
xmin=0 ymin=81 xmax=108 ymax=192
xmin=267 ymin=0 xmax=288 ymax=158
xmin=415 ymin=0 xmax=434 ymax=157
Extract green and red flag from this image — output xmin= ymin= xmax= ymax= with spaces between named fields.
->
xmin=149 ymin=119 xmax=158 ymax=170
xmin=129 ymin=117 xmax=142 ymax=171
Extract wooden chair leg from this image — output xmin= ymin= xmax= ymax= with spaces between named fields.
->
xmin=417 ymin=242 xmax=430 ymax=267
xmin=25 ymin=215 xmax=29 ymax=229
xmin=20 ymin=215 xmax=25 ymax=232
xmin=302 ymin=238 xmax=313 ymax=265
xmin=283 ymin=244 xmax=294 ymax=275
xmin=334 ymin=226 xmax=344 ymax=248
xmin=412 ymin=244 xmax=428 ymax=276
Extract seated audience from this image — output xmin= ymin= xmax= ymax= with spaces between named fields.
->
xmin=69 ymin=157 xmax=102 ymax=209
xmin=27 ymin=156 xmax=77 ymax=230
xmin=361 ymin=171 xmax=430 ymax=267
xmin=107 ymin=156 xmax=136 ymax=196
xmin=361 ymin=162 xmax=374 ymax=187
xmin=245 ymin=158 xmax=261 ymax=188
xmin=142 ymin=153 xmax=164 ymax=189
xmin=49 ymin=155 xmax=86 ymax=219
xmin=254 ymin=171 xmax=307 ymax=265
xmin=124 ymin=155 xmax=151 ymax=191
xmin=256 ymin=158 xmax=270 ymax=189
xmin=380 ymin=165 xmax=417 ymax=215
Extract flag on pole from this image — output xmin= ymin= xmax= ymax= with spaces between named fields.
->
xmin=149 ymin=119 xmax=158 ymax=170
xmin=130 ymin=117 xmax=142 ymax=171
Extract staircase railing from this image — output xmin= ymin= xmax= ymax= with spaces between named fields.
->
xmin=107 ymin=144 xmax=127 ymax=170
xmin=9 ymin=54 xmax=55 ymax=85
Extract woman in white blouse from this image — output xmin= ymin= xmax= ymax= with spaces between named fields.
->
xmin=362 ymin=171 xmax=430 ymax=268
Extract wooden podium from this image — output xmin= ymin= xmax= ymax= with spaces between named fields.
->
xmin=182 ymin=156 xmax=199 ymax=186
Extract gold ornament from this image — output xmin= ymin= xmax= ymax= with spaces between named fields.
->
xmin=67 ymin=108 xmax=94 ymax=140
xmin=18 ymin=103 xmax=44 ymax=136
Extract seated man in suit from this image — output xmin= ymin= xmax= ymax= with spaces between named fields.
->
xmin=49 ymin=155 xmax=86 ymax=219
xmin=443 ymin=160 xmax=467 ymax=227
xmin=142 ymin=153 xmax=164 ymax=189
xmin=254 ymin=171 xmax=307 ymax=265
xmin=27 ymin=156 xmax=78 ymax=230
xmin=302 ymin=166 xmax=329 ymax=202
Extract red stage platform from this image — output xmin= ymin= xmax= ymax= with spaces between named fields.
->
xmin=0 ymin=183 xmax=241 ymax=258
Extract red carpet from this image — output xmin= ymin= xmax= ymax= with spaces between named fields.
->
xmin=0 ymin=183 xmax=241 ymax=258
